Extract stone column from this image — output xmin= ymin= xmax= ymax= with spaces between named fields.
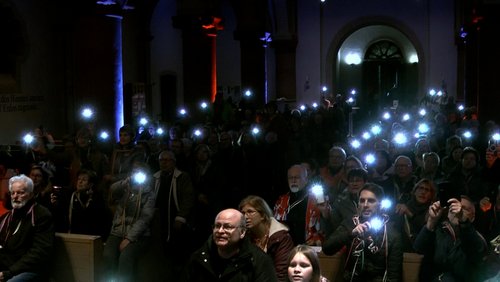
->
xmin=173 ymin=15 xmax=223 ymax=107
xmin=72 ymin=4 xmax=124 ymax=138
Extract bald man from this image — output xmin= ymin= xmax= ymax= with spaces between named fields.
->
xmin=184 ymin=209 xmax=278 ymax=281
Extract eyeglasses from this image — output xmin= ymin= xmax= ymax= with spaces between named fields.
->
xmin=242 ymin=209 xmax=258 ymax=216
xmin=213 ymin=223 xmax=241 ymax=232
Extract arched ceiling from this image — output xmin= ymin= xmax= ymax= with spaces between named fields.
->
xmin=339 ymin=25 xmax=418 ymax=64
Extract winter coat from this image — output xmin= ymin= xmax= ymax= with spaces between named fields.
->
xmin=184 ymin=235 xmax=278 ymax=282
xmin=413 ymin=220 xmax=488 ymax=282
xmin=266 ymin=218 xmax=294 ymax=281
xmin=108 ymin=178 xmax=155 ymax=242
xmin=322 ymin=216 xmax=403 ymax=282
xmin=0 ymin=200 xmax=54 ymax=280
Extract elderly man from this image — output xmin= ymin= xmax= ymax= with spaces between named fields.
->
xmin=274 ymin=164 xmax=325 ymax=245
xmin=377 ymin=155 xmax=417 ymax=205
xmin=184 ymin=208 xmax=277 ymax=281
xmin=0 ymin=175 xmax=54 ymax=281
xmin=153 ymin=150 xmax=195 ymax=278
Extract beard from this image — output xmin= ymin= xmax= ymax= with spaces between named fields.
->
xmin=11 ymin=198 xmax=29 ymax=209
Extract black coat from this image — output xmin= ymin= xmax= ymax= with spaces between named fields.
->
xmin=322 ymin=216 xmax=403 ymax=282
xmin=0 ymin=200 xmax=54 ymax=279
xmin=413 ymin=221 xmax=488 ymax=282
xmin=184 ymin=235 xmax=278 ymax=282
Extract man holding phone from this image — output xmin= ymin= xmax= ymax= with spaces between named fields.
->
xmin=273 ymin=164 xmax=326 ymax=246
xmin=414 ymin=195 xmax=487 ymax=281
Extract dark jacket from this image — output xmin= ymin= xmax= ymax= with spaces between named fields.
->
xmin=392 ymin=197 xmax=430 ymax=252
xmin=0 ymin=200 xmax=54 ymax=280
xmin=323 ymin=190 xmax=358 ymax=236
xmin=413 ymin=221 xmax=488 ymax=282
xmin=68 ymin=189 xmax=112 ymax=240
xmin=153 ymin=168 xmax=195 ymax=243
xmin=322 ymin=216 xmax=403 ymax=282
xmin=185 ymin=235 xmax=278 ymax=282
xmin=266 ymin=218 xmax=294 ymax=281
xmin=108 ymin=178 xmax=156 ymax=241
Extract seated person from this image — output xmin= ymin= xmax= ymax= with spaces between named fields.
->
xmin=413 ymin=195 xmax=488 ymax=282
xmin=287 ymin=244 xmax=329 ymax=282
xmin=67 ymin=169 xmax=111 ymax=240
xmin=274 ymin=164 xmax=326 ymax=246
xmin=321 ymin=168 xmax=368 ymax=236
xmin=0 ymin=175 xmax=55 ymax=281
xmin=184 ymin=208 xmax=277 ymax=281
xmin=239 ymin=195 xmax=294 ymax=281
xmin=322 ymin=183 xmax=403 ymax=282
xmin=392 ymin=178 xmax=436 ymax=252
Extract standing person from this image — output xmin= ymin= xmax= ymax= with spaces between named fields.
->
xmin=102 ymin=164 xmax=156 ymax=282
xmin=413 ymin=196 xmax=488 ymax=282
xmin=184 ymin=208 xmax=278 ymax=282
xmin=239 ymin=195 xmax=294 ymax=281
xmin=287 ymin=245 xmax=329 ymax=282
xmin=274 ymin=164 xmax=326 ymax=246
xmin=322 ymin=183 xmax=403 ymax=282
xmin=152 ymin=150 xmax=196 ymax=278
xmin=103 ymin=125 xmax=144 ymax=189
xmin=69 ymin=127 xmax=109 ymax=186
xmin=0 ymin=175 xmax=54 ymax=281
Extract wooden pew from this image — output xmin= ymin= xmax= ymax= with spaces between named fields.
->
xmin=402 ymin=252 xmax=424 ymax=282
xmin=51 ymin=233 xmax=103 ymax=282
xmin=318 ymin=250 xmax=347 ymax=282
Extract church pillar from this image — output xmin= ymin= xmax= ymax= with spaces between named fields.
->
xmin=72 ymin=4 xmax=124 ymax=138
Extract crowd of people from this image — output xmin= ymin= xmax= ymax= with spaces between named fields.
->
xmin=0 ymin=92 xmax=499 ymax=281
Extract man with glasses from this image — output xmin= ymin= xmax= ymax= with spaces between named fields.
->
xmin=184 ymin=208 xmax=277 ymax=281
xmin=377 ymin=155 xmax=417 ymax=207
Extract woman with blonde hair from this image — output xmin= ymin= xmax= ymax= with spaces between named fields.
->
xmin=239 ymin=195 xmax=294 ymax=281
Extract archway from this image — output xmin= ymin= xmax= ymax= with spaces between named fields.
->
xmin=329 ymin=23 xmax=421 ymax=128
